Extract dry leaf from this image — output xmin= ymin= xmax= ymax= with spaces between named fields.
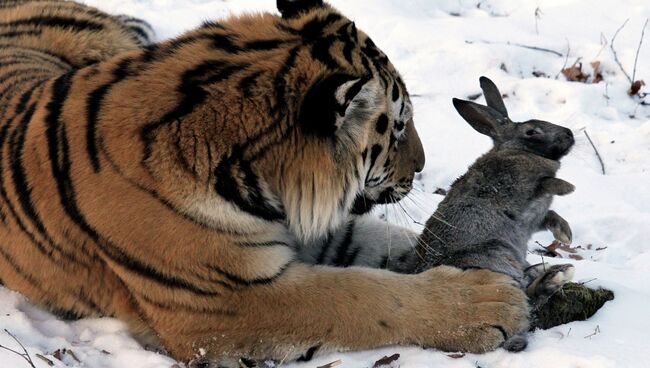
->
xmin=544 ymin=240 xmax=584 ymax=260
xmin=562 ymin=61 xmax=589 ymax=83
xmin=629 ymin=80 xmax=645 ymax=95
xmin=373 ymin=353 xmax=400 ymax=367
xmin=590 ymin=61 xmax=604 ymax=83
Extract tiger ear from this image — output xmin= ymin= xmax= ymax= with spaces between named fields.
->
xmin=277 ymin=0 xmax=324 ymax=19
xmin=299 ymin=73 xmax=378 ymax=137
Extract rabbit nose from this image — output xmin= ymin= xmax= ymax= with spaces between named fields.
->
xmin=565 ymin=130 xmax=575 ymax=144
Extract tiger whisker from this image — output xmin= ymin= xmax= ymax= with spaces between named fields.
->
xmin=388 ymin=195 xmax=429 ymax=262
xmin=391 ymin=196 xmax=443 ymax=256
xmin=394 ymin=199 xmax=448 ymax=249
xmin=402 ymin=194 xmax=457 ymax=230
xmin=406 ymin=192 xmax=459 ymax=230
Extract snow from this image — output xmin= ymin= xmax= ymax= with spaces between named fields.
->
xmin=1 ymin=0 xmax=650 ymax=367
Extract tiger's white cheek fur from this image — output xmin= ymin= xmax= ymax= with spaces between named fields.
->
xmin=283 ymin=168 xmax=365 ymax=243
xmin=282 ymin=80 xmax=386 ymax=242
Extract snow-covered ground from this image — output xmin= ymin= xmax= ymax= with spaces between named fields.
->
xmin=1 ymin=0 xmax=650 ymax=367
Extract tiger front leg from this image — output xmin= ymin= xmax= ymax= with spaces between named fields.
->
xmin=150 ymin=264 xmax=529 ymax=366
xmin=300 ymin=215 xmax=420 ymax=273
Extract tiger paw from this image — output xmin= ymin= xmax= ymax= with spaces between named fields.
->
xmin=415 ymin=267 xmax=530 ymax=353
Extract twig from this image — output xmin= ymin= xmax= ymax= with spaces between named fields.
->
xmin=631 ymin=18 xmax=649 ymax=83
xmin=584 ymin=325 xmax=601 ymax=339
xmin=465 ymin=40 xmax=563 ymax=57
xmin=594 ymin=32 xmax=608 ymax=59
xmin=610 ymin=18 xmax=633 ymax=84
xmin=317 ymin=359 xmax=342 ymax=368
xmin=67 ymin=349 xmax=81 ymax=363
xmin=35 ymin=354 xmax=54 ymax=366
xmin=580 ymin=278 xmax=598 ymax=285
xmin=555 ymin=39 xmax=571 ymax=79
xmin=534 ymin=7 xmax=542 ymax=35
xmin=583 ymin=129 xmax=606 ymax=175
xmin=0 ymin=329 xmax=36 ymax=368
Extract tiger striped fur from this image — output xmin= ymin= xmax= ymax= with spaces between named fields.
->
xmin=0 ymin=0 xmax=529 ymax=365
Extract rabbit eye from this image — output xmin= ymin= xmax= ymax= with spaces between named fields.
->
xmin=526 ymin=129 xmax=540 ymax=136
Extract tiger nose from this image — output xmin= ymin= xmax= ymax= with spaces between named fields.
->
xmin=414 ymin=153 xmax=425 ymax=173
xmin=406 ymin=119 xmax=425 ymax=172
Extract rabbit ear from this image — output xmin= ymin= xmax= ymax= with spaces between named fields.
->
xmin=452 ymin=98 xmax=505 ymax=138
xmin=479 ymin=76 xmax=508 ymax=117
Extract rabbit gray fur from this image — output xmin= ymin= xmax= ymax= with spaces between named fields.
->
xmin=415 ymin=77 xmax=576 ymax=350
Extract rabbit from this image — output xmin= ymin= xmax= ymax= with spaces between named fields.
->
xmin=414 ymin=77 xmax=576 ymax=350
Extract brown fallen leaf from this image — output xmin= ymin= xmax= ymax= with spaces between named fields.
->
xmin=562 ymin=61 xmax=589 ymax=83
xmin=373 ymin=353 xmax=400 ymax=367
xmin=590 ymin=61 xmax=604 ymax=83
xmin=544 ymin=240 xmax=584 ymax=260
xmin=629 ymin=80 xmax=645 ymax=95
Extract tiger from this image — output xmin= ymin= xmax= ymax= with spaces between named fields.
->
xmin=0 ymin=0 xmax=529 ymax=366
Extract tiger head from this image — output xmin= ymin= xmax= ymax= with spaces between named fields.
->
xmin=152 ymin=0 xmax=425 ymax=242
xmin=266 ymin=0 xmax=426 ymax=239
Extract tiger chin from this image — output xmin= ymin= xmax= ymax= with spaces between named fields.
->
xmin=0 ymin=0 xmax=529 ymax=366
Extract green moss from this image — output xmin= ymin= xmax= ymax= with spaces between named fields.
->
xmin=531 ymin=283 xmax=614 ymax=330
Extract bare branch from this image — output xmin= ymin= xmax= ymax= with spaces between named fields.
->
xmin=583 ymin=129 xmax=606 ymax=175
xmin=35 ymin=354 xmax=54 ymax=366
xmin=534 ymin=7 xmax=543 ymax=35
xmin=584 ymin=325 xmax=601 ymax=339
xmin=610 ymin=18 xmax=632 ymax=84
xmin=465 ymin=40 xmax=563 ymax=57
xmin=318 ymin=360 xmax=342 ymax=368
xmin=631 ymin=18 xmax=649 ymax=84
xmin=555 ymin=39 xmax=571 ymax=79
xmin=0 ymin=329 xmax=36 ymax=368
